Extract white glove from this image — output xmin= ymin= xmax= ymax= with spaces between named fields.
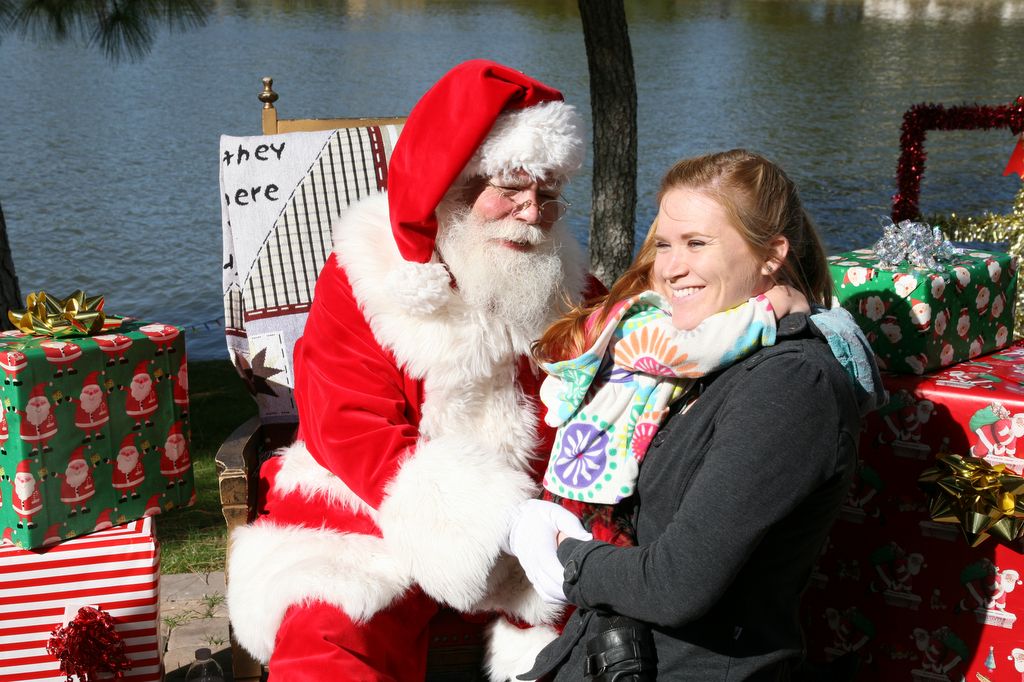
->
xmin=505 ymin=499 xmax=592 ymax=604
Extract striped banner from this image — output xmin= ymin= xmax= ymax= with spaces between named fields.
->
xmin=0 ymin=518 xmax=160 ymax=681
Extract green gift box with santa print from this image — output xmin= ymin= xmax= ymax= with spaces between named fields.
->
xmin=828 ymin=247 xmax=1018 ymax=375
xmin=0 ymin=318 xmax=192 ymax=549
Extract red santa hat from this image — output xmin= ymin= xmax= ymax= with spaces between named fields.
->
xmin=133 ymin=361 xmax=149 ymax=379
xmin=387 ymin=59 xmax=584 ymax=264
xmin=43 ymin=524 xmax=62 ymax=546
xmin=93 ymin=509 xmax=112 ymax=531
xmin=145 ymin=494 xmax=162 ymax=516
xmin=82 ymin=371 xmax=100 ymax=388
xmin=68 ymin=447 xmax=86 ymax=466
xmin=120 ymin=434 xmax=136 ymax=452
xmin=16 ymin=459 xmax=32 ymax=475
xmin=29 ymin=383 xmax=47 ymax=400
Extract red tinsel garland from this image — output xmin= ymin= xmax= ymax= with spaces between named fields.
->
xmin=46 ymin=606 xmax=132 ymax=682
xmin=891 ymin=96 xmax=1024 ymax=222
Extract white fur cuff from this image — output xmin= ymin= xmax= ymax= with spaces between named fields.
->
xmin=226 ymin=523 xmax=410 ymax=662
xmin=485 ymin=618 xmax=560 ymax=682
xmin=383 ymin=260 xmax=453 ymax=314
xmin=378 ymin=434 xmax=538 ymax=611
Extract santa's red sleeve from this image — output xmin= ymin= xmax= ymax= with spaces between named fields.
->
xmin=292 ymin=254 xmax=424 ymax=511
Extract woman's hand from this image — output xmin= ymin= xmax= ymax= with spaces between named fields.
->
xmin=504 ymin=499 xmax=592 ymax=604
xmin=765 ymin=283 xmax=810 ymax=319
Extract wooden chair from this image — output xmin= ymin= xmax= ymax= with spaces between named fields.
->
xmin=215 ymin=79 xmax=485 ymax=681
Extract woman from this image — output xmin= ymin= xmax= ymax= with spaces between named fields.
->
xmin=507 ymin=149 xmax=880 ymax=680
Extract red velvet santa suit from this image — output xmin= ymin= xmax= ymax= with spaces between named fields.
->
xmin=229 ymin=194 xmax=593 ymax=680
xmin=227 ymin=60 xmax=596 ymax=681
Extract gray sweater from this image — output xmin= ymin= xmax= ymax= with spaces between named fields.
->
xmin=524 ymin=314 xmax=862 ymax=681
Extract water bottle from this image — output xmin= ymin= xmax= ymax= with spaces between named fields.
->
xmin=184 ymin=647 xmax=225 ymax=682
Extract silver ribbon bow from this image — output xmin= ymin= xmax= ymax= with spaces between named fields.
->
xmin=873 ymin=218 xmax=961 ymax=270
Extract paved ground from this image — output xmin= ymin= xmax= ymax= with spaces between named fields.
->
xmin=160 ymin=572 xmax=237 ymax=681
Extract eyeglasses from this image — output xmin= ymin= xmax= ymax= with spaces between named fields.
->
xmin=486 ymin=183 xmax=571 ymax=223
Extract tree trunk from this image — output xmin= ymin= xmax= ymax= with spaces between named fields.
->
xmin=578 ymin=0 xmax=638 ymax=286
xmin=0 ymin=202 xmax=23 ymax=330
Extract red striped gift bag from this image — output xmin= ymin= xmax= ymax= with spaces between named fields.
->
xmin=0 ymin=517 xmax=161 ymax=681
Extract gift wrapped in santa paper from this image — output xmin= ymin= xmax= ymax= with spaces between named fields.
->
xmin=828 ymin=239 xmax=1017 ymax=375
xmin=801 ymin=341 xmax=1024 ymax=680
xmin=0 ymin=318 xmax=192 ymax=549
xmin=0 ymin=516 xmax=162 ymax=681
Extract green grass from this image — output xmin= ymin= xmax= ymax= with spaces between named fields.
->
xmin=156 ymin=358 xmax=256 ymax=574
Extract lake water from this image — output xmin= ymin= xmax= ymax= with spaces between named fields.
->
xmin=2 ymin=0 xmax=1022 ymax=359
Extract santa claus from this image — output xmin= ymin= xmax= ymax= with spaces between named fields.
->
xmin=987 ymin=257 xmax=1003 ymax=283
xmin=172 ymin=355 xmax=188 ymax=417
xmin=0 ymin=406 xmax=8 ymax=455
xmin=73 ymin=371 xmax=110 ymax=443
xmin=226 ymin=60 xmax=598 ymax=679
xmin=124 ymin=361 xmax=158 ymax=430
xmin=59 ymin=447 xmax=95 ymax=516
xmin=932 ymin=308 xmax=949 ymax=337
xmin=159 ymin=422 xmax=190 ymax=487
xmin=908 ymin=299 xmax=931 ymax=332
xmin=880 ymin=391 xmax=935 ymax=444
xmin=19 ymin=383 xmax=59 ymax=455
xmin=952 ymin=265 xmax=972 ymax=291
xmin=970 ymin=403 xmax=1024 ymax=460
xmin=842 ymin=266 xmax=876 ymax=288
xmin=858 ymin=295 xmax=886 ymax=322
xmin=993 ymin=292 xmax=1006 ymax=319
xmin=976 ymin=285 xmax=991 ymax=316
xmin=959 ymin=558 xmax=1022 ymax=615
xmin=42 ymin=523 xmax=62 ymax=547
xmin=11 ymin=459 xmax=43 ymax=529
xmin=92 ymin=508 xmax=113 ymax=532
xmin=111 ymin=434 xmax=145 ymax=502
xmin=0 ymin=349 xmax=27 ymax=385
xmin=144 ymin=494 xmax=163 ymax=517
xmin=92 ymin=332 xmax=133 ymax=366
xmin=879 ymin=315 xmax=902 ymax=343
xmin=956 ymin=306 xmax=971 ymax=338
xmin=912 ymin=626 xmax=964 ymax=675
xmin=892 ymin=272 xmax=917 ymax=299
xmin=40 ymin=340 xmax=82 ymax=378
xmin=139 ymin=323 xmax=180 ymax=355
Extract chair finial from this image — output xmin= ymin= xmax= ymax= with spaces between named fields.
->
xmin=259 ymin=77 xmax=279 ymax=109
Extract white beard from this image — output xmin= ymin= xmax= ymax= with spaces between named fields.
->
xmin=80 ymin=388 xmax=102 ymax=414
xmin=436 ymin=207 xmax=572 ymax=339
xmin=15 ymin=476 xmax=35 ymax=500
xmin=165 ymin=436 xmax=185 ymax=462
xmin=25 ymin=399 xmax=50 ymax=427
xmin=66 ymin=463 xmax=89 ymax=488
xmin=130 ymin=378 xmax=152 ymax=403
xmin=118 ymin=451 xmax=139 ymax=474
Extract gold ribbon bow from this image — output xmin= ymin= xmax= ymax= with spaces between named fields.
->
xmin=8 ymin=290 xmax=106 ymax=337
xmin=918 ymin=453 xmax=1024 ymax=547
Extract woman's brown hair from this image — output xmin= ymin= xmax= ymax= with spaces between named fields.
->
xmin=533 ymin=149 xmax=833 ymax=364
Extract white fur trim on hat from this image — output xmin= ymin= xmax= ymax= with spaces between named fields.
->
xmin=462 ymin=100 xmax=585 ymax=181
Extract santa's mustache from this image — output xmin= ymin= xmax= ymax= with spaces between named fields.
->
xmin=484 ymin=219 xmax=548 ymax=247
